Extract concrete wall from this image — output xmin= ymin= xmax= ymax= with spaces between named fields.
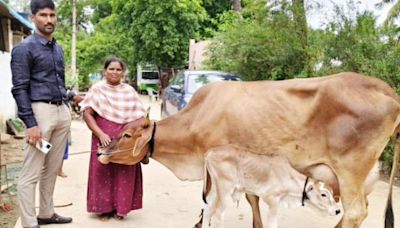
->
xmin=0 ymin=52 xmax=16 ymax=121
xmin=188 ymin=39 xmax=210 ymax=70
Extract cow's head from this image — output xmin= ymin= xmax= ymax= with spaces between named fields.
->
xmin=304 ymin=178 xmax=341 ymax=216
xmin=97 ymin=117 xmax=155 ymax=165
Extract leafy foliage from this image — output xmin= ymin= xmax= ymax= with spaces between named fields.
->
xmin=205 ymin=0 xmax=307 ymax=81
xmin=311 ymin=10 xmax=400 ymax=92
xmin=112 ymin=0 xmax=207 ymax=69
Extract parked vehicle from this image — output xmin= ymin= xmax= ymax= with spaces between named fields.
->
xmin=137 ymin=64 xmax=160 ymax=94
xmin=161 ymin=70 xmax=241 ymax=118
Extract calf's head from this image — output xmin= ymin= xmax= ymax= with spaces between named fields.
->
xmin=305 ymin=179 xmax=341 ymax=216
xmin=97 ymin=118 xmax=154 ymax=165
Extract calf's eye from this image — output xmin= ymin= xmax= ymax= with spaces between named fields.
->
xmin=321 ymin=193 xmax=327 ymax=197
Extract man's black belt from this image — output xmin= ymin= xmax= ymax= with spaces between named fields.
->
xmin=38 ymin=100 xmax=63 ymax=106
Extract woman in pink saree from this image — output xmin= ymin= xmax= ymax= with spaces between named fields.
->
xmin=80 ymin=56 xmax=146 ymax=221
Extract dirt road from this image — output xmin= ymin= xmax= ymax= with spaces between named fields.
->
xmin=14 ymin=96 xmax=400 ymax=228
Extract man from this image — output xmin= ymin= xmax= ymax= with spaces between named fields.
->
xmin=11 ymin=0 xmax=76 ymax=227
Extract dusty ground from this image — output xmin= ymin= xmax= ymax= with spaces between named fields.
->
xmin=0 ymin=136 xmax=23 ymax=228
xmin=3 ymin=96 xmax=400 ymax=228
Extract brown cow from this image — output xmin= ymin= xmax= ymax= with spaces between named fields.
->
xmin=97 ymin=72 xmax=400 ymax=228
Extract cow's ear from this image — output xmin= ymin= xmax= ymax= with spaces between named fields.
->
xmin=132 ymin=122 xmax=153 ymax=157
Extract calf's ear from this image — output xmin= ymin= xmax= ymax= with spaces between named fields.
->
xmin=132 ymin=122 xmax=154 ymax=157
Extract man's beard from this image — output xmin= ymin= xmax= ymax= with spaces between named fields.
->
xmin=38 ymin=24 xmax=55 ymax=35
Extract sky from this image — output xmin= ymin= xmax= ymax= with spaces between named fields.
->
xmin=306 ymin=0 xmax=397 ymax=28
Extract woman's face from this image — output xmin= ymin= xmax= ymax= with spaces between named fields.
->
xmin=104 ymin=61 xmax=124 ymax=85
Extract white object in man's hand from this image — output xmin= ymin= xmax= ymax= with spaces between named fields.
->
xmin=35 ymin=139 xmax=52 ymax=154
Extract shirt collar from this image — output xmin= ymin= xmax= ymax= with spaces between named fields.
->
xmin=33 ymin=33 xmax=56 ymax=46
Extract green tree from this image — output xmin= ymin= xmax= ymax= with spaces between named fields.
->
xmin=75 ymin=14 xmax=134 ymax=90
xmin=292 ymin=0 xmax=310 ymax=75
xmin=199 ymin=0 xmax=232 ymax=38
xmin=113 ymin=0 xmax=207 ymax=70
xmin=377 ymin=0 xmax=400 ymax=24
xmin=205 ymin=0 xmax=308 ymax=80
xmin=314 ymin=9 xmax=400 ymax=90
xmin=87 ymin=0 xmax=112 ymax=24
xmin=54 ymin=0 xmax=93 ymax=89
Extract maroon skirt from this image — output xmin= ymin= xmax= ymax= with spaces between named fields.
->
xmin=87 ymin=116 xmax=143 ymax=216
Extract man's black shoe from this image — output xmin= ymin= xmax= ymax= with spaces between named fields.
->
xmin=37 ymin=213 xmax=72 ymax=225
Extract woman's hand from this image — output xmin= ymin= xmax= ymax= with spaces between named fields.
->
xmin=97 ymin=132 xmax=111 ymax=147
xmin=83 ymin=108 xmax=112 ymax=147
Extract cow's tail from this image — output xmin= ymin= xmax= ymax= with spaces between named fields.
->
xmin=202 ymin=163 xmax=211 ymax=204
xmin=385 ymin=127 xmax=400 ymax=228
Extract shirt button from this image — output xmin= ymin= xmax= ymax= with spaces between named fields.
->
xmin=59 ymin=86 xmax=62 ymax=89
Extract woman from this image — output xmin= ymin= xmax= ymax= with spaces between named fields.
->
xmin=80 ymin=57 xmax=146 ymax=221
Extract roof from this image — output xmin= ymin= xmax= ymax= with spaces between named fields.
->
xmin=0 ymin=0 xmax=34 ymax=30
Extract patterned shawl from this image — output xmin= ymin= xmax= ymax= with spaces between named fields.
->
xmin=80 ymin=81 xmax=146 ymax=124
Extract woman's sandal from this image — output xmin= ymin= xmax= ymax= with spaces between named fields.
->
xmin=97 ymin=212 xmax=113 ymax=221
xmin=113 ymin=214 xmax=125 ymax=220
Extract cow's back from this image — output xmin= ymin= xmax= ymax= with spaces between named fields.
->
xmin=183 ymin=72 xmax=400 ymax=169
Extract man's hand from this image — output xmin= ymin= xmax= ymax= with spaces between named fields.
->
xmin=26 ymin=126 xmax=42 ymax=146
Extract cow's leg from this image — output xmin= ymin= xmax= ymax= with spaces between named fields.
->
xmin=335 ymin=171 xmax=368 ymax=228
xmin=245 ymin=194 xmax=263 ymax=228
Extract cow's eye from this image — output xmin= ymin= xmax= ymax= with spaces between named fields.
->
xmin=123 ymin=133 xmax=132 ymax=138
xmin=321 ymin=193 xmax=327 ymax=197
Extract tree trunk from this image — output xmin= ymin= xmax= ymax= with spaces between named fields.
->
xmin=71 ymin=0 xmax=78 ymax=91
xmin=231 ymin=0 xmax=242 ymax=12
xmin=292 ymin=0 xmax=310 ymax=75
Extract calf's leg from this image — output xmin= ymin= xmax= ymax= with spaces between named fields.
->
xmin=201 ymin=188 xmax=217 ymax=228
xmin=261 ymin=198 xmax=279 ymax=228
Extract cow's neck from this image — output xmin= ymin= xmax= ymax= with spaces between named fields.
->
xmin=151 ymin=116 xmax=204 ymax=181
xmin=280 ymin=171 xmax=309 ymax=208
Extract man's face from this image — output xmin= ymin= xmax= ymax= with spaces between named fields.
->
xmin=31 ymin=7 xmax=57 ymax=36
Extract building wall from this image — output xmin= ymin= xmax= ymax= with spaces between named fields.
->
xmin=0 ymin=52 xmax=16 ymax=121
xmin=0 ymin=3 xmax=32 ymax=131
xmin=188 ymin=39 xmax=210 ymax=70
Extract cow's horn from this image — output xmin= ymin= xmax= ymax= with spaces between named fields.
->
xmin=146 ymin=107 xmax=151 ymax=119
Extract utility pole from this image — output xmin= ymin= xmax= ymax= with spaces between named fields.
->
xmin=71 ymin=0 xmax=78 ymax=91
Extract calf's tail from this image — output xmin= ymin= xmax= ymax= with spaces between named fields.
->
xmin=385 ymin=130 xmax=400 ymax=228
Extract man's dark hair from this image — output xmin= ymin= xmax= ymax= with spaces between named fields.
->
xmin=30 ymin=0 xmax=55 ymax=15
